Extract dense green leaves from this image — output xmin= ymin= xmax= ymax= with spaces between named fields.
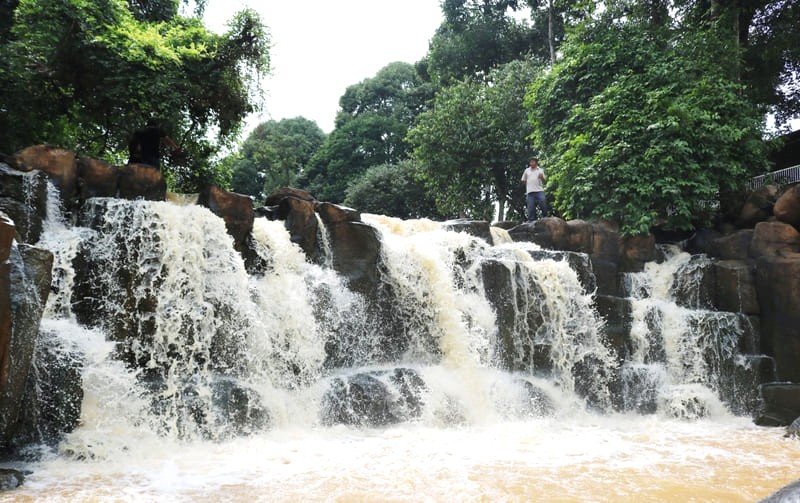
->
xmin=526 ymin=16 xmax=768 ymax=235
xmin=227 ymin=117 xmax=325 ymax=200
xmin=298 ymin=62 xmax=433 ymax=203
xmin=0 ymin=0 xmax=269 ymax=192
xmin=409 ymin=59 xmax=538 ymax=221
xmin=426 ymin=0 xmax=547 ymax=84
xmin=344 ymin=160 xmax=443 ymax=219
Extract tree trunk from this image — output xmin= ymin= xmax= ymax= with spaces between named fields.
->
xmin=548 ymin=0 xmax=556 ymax=65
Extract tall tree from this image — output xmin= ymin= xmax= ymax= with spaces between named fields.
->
xmin=298 ymin=62 xmax=433 ymax=203
xmin=0 ymin=0 xmax=269 ymax=192
xmin=671 ymin=0 xmax=799 ymax=130
xmin=408 ymin=59 xmax=538 ymax=221
xmin=425 ymin=0 xmax=546 ymax=84
xmin=228 ymin=117 xmax=325 ymax=200
xmin=343 ymin=160 xmax=443 ymax=219
xmin=526 ymin=10 xmax=768 ymax=235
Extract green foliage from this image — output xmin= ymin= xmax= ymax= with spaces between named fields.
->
xmin=526 ymin=15 xmax=768 ymax=235
xmin=744 ymin=0 xmax=800 ymax=130
xmin=426 ymin=0 xmax=546 ymax=84
xmin=298 ymin=62 xmax=433 ymax=203
xmin=343 ymin=160 xmax=443 ymax=219
xmin=0 ymin=0 xmax=269 ymax=193
xmin=226 ymin=117 xmax=325 ymax=200
xmin=408 ymin=59 xmax=538 ymax=221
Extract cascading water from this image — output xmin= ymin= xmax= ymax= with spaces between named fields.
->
xmin=4 ymin=193 xmax=799 ymax=502
xmin=621 ymin=246 xmax=762 ymax=418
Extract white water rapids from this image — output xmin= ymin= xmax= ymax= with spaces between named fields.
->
xmin=2 ymin=197 xmax=798 ymax=502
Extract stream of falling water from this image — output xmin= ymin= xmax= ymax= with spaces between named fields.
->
xmin=2 ymin=199 xmax=799 ymax=502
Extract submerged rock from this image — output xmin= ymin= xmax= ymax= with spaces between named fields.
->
xmin=0 ymin=468 xmax=24 ymax=490
xmin=760 ymin=478 xmax=800 ymax=503
xmin=320 ymin=368 xmax=427 ymax=427
xmin=785 ymin=416 xmax=800 ymax=438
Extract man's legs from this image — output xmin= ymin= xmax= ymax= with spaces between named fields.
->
xmin=534 ymin=191 xmax=548 ymax=218
xmin=527 ymin=191 xmax=547 ymax=222
xmin=526 ymin=192 xmax=537 ymax=222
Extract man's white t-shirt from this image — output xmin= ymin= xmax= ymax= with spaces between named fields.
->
xmin=522 ymin=167 xmax=545 ymax=193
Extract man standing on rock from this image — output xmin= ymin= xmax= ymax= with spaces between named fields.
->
xmin=521 ymin=157 xmax=548 ymax=222
xmin=128 ymin=118 xmax=180 ymax=169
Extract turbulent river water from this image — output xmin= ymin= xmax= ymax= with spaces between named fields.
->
xmin=2 ymin=196 xmax=799 ymax=502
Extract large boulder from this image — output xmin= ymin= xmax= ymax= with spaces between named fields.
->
xmin=755 ymin=255 xmax=800 ymax=382
xmin=713 ymin=260 xmax=759 ymax=314
xmin=10 ymin=329 xmax=84 ymax=452
xmin=443 ymin=219 xmax=493 ymax=245
xmin=263 ymin=187 xmax=316 ymax=206
xmin=621 ymin=233 xmax=656 ymax=272
xmin=564 ymin=219 xmax=593 ymax=254
xmin=117 ymin=163 xmax=166 ymax=201
xmin=589 ymin=221 xmax=623 ymax=296
xmin=12 ymin=145 xmax=78 ymax=209
xmin=271 ymin=195 xmax=319 ymax=261
xmin=0 ymin=231 xmax=53 ymax=452
xmin=773 ymin=183 xmax=800 ymax=228
xmin=198 ymin=185 xmax=254 ymax=249
xmin=685 ymin=228 xmax=723 ymax=255
xmin=757 ymin=383 xmax=800 ymax=426
xmin=591 ymin=221 xmax=622 ymax=261
xmin=707 ymin=229 xmax=753 ymax=260
xmin=671 ymin=255 xmax=716 ymax=310
xmin=316 ymin=202 xmax=380 ymax=293
xmin=528 ymin=249 xmax=596 ymax=294
xmin=760 ymin=478 xmax=800 ymax=503
xmin=594 ymin=295 xmax=633 ymax=363
xmin=76 ymin=156 xmax=119 ymax=201
xmin=507 ymin=217 xmax=568 ymax=249
xmin=0 ymin=163 xmax=49 ymax=244
xmin=320 ymin=369 xmax=427 ymax=427
xmin=480 ymin=258 xmax=519 ymax=368
xmin=737 ymin=184 xmax=779 ymax=228
xmin=749 ymin=221 xmax=800 ymax=258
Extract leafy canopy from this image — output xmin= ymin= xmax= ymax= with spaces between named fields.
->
xmin=409 ymin=59 xmax=539 ymax=221
xmin=526 ymin=11 xmax=768 ymax=235
xmin=0 ymin=0 xmax=269 ymax=192
xmin=298 ymin=62 xmax=433 ymax=203
xmin=344 ymin=160 xmax=443 ymax=220
xmin=227 ymin=117 xmax=326 ymax=201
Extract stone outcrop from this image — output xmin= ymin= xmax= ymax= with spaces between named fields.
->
xmin=0 ymin=215 xmax=53 ymax=454
xmin=198 ymin=185 xmax=254 ymax=249
xmin=317 ymin=202 xmax=381 ymax=293
xmin=76 ymin=156 xmax=119 ymax=201
xmin=117 ymin=163 xmax=166 ymax=201
xmin=737 ymin=184 xmax=779 ymax=228
xmin=0 ymin=163 xmax=48 ymax=244
xmin=264 ymin=190 xmax=319 ymax=260
xmin=749 ymin=221 xmax=800 ymax=257
xmin=757 ymin=383 xmax=800 ymax=426
xmin=774 ymin=184 xmax=800 ymax=228
xmin=12 ymin=145 xmax=78 ymax=210
xmin=320 ymin=369 xmax=426 ymax=427
xmin=756 ymin=256 xmax=800 ymax=382
xmin=443 ymin=219 xmax=493 ymax=245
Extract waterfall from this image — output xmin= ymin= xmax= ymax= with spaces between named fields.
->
xmin=25 ymin=197 xmax=630 ymax=453
xmin=622 ymin=245 xmax=755 ymax=418
xmin=12 ymin=192 xmax=798 ymax=502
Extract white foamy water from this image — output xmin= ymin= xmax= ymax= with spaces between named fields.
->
xmin=4 ymin=414 xmax=798 ymax=502
xmin=3 ymin=198 xmax=798 ymax=502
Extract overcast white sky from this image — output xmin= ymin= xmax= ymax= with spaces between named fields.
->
xmin=203 ymin=1 xmax=444 ymax=135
